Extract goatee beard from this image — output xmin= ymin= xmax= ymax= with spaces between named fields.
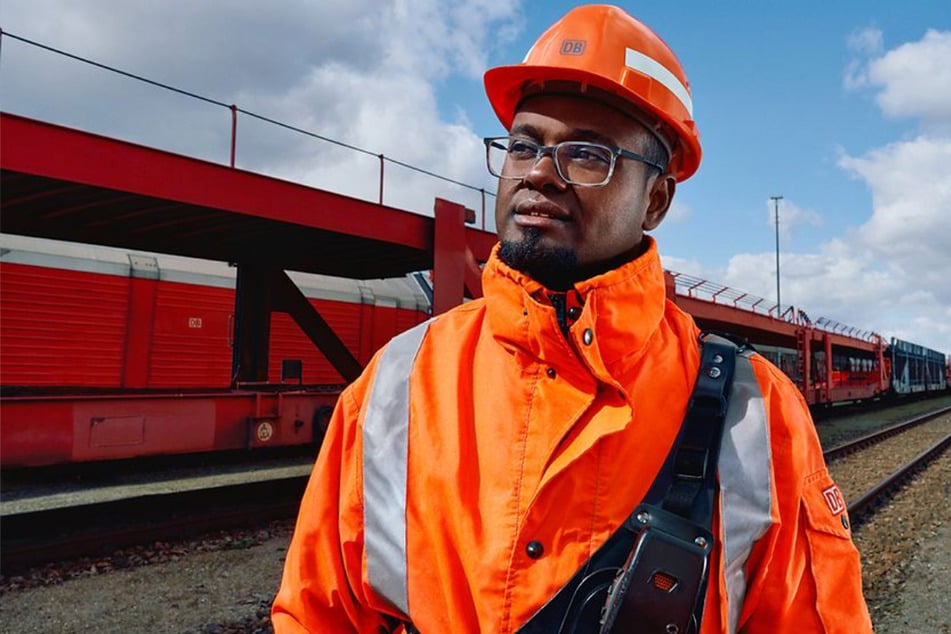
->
xmin=498 ymin=228 xmax=579 ymax=291
xmin=498 ymin=229 xmax=647 ymax=290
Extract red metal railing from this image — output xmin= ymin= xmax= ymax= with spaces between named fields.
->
xmin=0 ymin=29 xmax=495 ymax=231
xmin=667 ymin=271 xmax=882 ymax=343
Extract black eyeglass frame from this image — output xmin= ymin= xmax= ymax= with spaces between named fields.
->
xmin=483 ymin=136 xmax=666 ymax=187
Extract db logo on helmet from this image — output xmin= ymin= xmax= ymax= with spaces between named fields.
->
xmin=560 ymin=39 xmax=586 ymax=55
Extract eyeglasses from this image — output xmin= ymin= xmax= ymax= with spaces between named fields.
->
xmin=484 ymin=136 xmax=664 ymax=187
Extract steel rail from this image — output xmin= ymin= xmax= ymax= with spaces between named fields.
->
xmin=823 ymin=405 xmax=951 ymax=462
xmin=847 ymin=430 xmax=951 ymax=523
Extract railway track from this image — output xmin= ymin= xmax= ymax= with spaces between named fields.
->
xmin=847 ymin=430 xmax=951 ymax=520
xmin=825 ymin=405 xmax=951 ymax=524
xmin=824 ymin=405 xmax=951 ymax=461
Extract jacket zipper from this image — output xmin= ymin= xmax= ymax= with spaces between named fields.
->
xmin=548 ymin=292 xmax=570 ymax=339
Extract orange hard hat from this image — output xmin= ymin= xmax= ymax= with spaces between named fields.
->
xmin=484 ymin=4 xmax=701 ymax=181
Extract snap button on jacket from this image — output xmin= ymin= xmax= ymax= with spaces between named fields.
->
xmin=272 ymin=238 xmax=873 ymax=633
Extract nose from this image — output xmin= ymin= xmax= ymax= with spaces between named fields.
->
xmin=522 ymin=150 xmax=568 ymax=190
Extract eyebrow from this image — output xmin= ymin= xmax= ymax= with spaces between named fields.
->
xmin=509 ymin=123 xmax=618 ymax=146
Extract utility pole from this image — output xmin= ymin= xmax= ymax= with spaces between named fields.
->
xmin=770 ymin=195 xmax=783 ymax=317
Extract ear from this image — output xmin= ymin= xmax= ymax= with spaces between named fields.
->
xmin=642 ymin=173 xmax=676 ymax=231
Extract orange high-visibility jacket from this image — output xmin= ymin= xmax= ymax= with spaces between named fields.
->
xmin=273 ymin=238 xmax=873 ymax=633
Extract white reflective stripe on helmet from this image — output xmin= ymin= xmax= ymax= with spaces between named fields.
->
xmin=362 ymin=320 xmax=431 ymax=617
xmin=718 ymin=350 xmax=773 ymax=632
xmin=624 ymin=47 xmax=694 ymax=117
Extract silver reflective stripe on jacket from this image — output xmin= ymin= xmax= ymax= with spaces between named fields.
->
xmin=362 ymin=320 xmax=431 ymax=617
xmin=719 ymin=349 xmax=773 ymax=632
xmin=362 ymin=330 xmax=773 ymax=629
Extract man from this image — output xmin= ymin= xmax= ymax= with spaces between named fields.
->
xmin=273 ymin=5 xmax=873 ymax=632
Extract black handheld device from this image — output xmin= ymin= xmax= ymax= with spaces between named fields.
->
xmin=598 ymin=503 xmax=713 ymax=633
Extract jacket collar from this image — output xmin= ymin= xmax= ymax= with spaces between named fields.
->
xmin=483 ymin=236 xmax=668 ymax=385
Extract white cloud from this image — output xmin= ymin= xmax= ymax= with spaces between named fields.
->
xmin=660 ymin=254 xmax=704 ymax=277
xmin=845 ymin=27 xmax=951 ymax=130
xmin=0 ymin=1 xmax=386 ymax=108
xmin=844 ymin=27 xmax=883 ymax=90
xmin=221 ymin=1 xmax=512 ymax=219
xmin=840 ymin=135 xmax=951 ymax=284
xmin=866 ymin=29 xmax=951 ymax=125
xmin=847 ymin=27 xmax=884 ymax=56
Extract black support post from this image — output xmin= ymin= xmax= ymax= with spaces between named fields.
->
xmin=231 ymin=263 xmax=274 ymax=385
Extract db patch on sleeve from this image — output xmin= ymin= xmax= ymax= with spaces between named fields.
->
xmin=822 ymin=484 xmax=846 ymax=516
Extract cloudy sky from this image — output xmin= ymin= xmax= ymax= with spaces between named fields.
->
xmin=1 ymin=1 xmax=949 ymax=355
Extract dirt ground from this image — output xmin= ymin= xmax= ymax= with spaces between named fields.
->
xmin=0 ymin=534 xmax=289 ymax=634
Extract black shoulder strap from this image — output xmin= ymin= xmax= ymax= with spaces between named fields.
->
xmin=659 ymin=335 xmax=737 ymax=526
xmin=516 ymin=333 xmax=738 ymax=634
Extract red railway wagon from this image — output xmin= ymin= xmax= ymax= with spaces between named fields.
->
xmin=665 ymin=271 xmax=892 ymax=406
xmin=3 ymin=236 xmax=945 ymax=468
xmin=0 ymin=234 xmax=431 ymax=466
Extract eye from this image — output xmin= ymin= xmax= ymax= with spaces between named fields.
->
xmin=564 ymin=143 xmax=612 ymax=164
xmin=507 ymin=138 xmax=538 ymax=159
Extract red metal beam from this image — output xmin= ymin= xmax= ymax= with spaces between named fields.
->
xmin=0 ymin=113 xmax=429 ymax=248
xmin=2 ymin=113 xmax=499 ymax=281
xmin=674 ymin=295 xmax=799 ymax=345
xmin=432 ymin=198 xmax=494 ymax=315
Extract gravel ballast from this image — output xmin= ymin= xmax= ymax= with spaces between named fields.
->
xmin=854 ymin=448 xmax=951 ymax=631
xmin=0 ymin=525 xmax=293 ymax=634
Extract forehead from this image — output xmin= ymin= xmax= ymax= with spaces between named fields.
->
xmin=511 ymin=94 xmax=648 ymax=145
